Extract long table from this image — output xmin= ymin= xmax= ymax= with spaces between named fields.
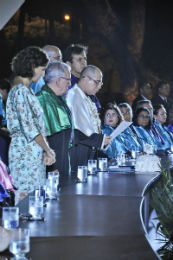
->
xmin=2 ymin=155 xmax=172 ymax=259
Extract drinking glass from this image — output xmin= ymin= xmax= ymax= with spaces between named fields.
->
xmin=116 ymin=153 xmax=122 ymax=165
xmin=77 ymin=166 xmax=87 ymax=182
xmin=48 ymin=171 xmax=59 ymax=190
xmin=2 ymin=207 xmax=19 ymax=230
xmin=88 ymin=160 xmax=97 ymax=174
xmin=10 ymin=228 xmax=30 ymax=260
xmin=131 ymin=148 xmax=139 ymax=159
xmin=46 ymin=178 xmax=58 ymax=197
xmin=152 ymin=145 xmax=157 ymax=155
xmin=121 ymin=154 xmax=126 ymax=164
xmin=98 ymin=158 xmax=107 ymax=171
xmin=171 ymin=144 xmax=173 ymax=153
xmin=35 ymin=185 xmax=46 ymax=200
xmin=29 ymin=196 xmax=43 ymax=219
xmin=125 ymin=154 xmax=131 ymax=161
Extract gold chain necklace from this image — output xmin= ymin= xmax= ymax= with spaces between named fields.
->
xmin=86 ymin=96 xmax=101 ymax=134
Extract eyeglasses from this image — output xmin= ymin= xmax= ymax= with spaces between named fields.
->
xmin=83 ymin=76 xmax=103 ymax=86
xmin=60 ymin=77 xmax=71 ymax=84
xmin=138 ymin=115 xmax=150 ymax=120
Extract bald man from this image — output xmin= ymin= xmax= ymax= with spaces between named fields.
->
xmin=66 ymin=65 xmax=111 ymax=172
xmin=30 ymin=45 xmax=62 ymax=94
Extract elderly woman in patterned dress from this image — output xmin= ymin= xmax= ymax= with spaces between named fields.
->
xmin=6 ymin=46 xmax=56 ymax=193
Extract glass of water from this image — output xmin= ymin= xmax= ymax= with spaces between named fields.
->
xmin=46 ymin=178 xmax=58 ymax=198
xmin=48 ymin=171 xmax=59 ymax=190
xmin=116 ymin=153 xmax=122 ymax=165
xmin=171 ymin=144 xmax=173 ymax=153
xmin=35 ymin=185 xmax=46 ymax=200
xmin=98 ymin=158 xmax=107 ymax=171
xmin=2 ymin=207 xmax=19 ymax=230
xmin=131 ymin=148 xmax=139 ymax=159
xmin=10 ymin=228 xmax=30 ymax=260
xmin=152 ymin=145 xmax=157 ymax=155
xmin=48 ymin=171 xmax=59 ymax=182
xmin=29 ymin=196 xmax=43 ymax=219
xmin=77 ymin=166 xmax=88 ymax=182
xmin=88 ymin=160 xmax=97 ymax=174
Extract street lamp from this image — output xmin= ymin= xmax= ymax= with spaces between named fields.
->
xmin=64 ymin=15 xmax=70 ymax=21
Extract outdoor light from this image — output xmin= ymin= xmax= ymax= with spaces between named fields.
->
xmin=64 ymin=15 xmax=70 ymax=20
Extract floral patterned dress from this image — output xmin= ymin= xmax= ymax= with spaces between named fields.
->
xmin=6 ymin=84 xmax=48 ymax=192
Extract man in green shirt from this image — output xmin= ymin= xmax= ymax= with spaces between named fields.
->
xmin=36 ymin=61 xmax=73 ymax=178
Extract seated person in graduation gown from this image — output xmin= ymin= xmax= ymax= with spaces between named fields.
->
xmin=30 ymin=45 xmax=62 ymax=94
xmin=118 ymin=103 xmax=143 ymax=152
xmin=101 ymin=104 xmax=137 ymax=159
xmin=36 ymin=61 xmax=73 ymax=177
xmin=66 ymin=65 xmax=111 ymax=172
xmin=64 ymin=44 xmax=101 ymax=110
xmin=133 ymin=107 xmax=169 ymax=151
xmin=153 ymin=104 xmax=173 ymax=150
xmin=135 ymin=100 xmax=165 ymax=146
xmin=167 ymin=107 xmax=173 ymax=132
xmin=132 ymin=82 xmax=151 ymax=112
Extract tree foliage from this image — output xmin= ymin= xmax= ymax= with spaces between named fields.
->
xmin=82 ymin=0 xmax=160 ymax=103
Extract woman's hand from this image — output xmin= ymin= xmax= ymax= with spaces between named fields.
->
xmin=104 ymin=136 xmax=112 ymax=146
xmin=139 ymin=152 xmax=146 ymax=156
xmin=44 ymin=150 xmax=56 ymax=166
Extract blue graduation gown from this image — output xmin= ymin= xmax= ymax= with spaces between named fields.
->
xmin=30 ymin=77 xmax=45 ymax=94
xmin=101 ymin=124 xmax=133 ymax=159
xmin=133 ymin=125 xmax=169 ymax=150
xmin=154 ymin=121 xmax=172 ymax=149
xmin=123 ymin=126 xmax=143 ymax=152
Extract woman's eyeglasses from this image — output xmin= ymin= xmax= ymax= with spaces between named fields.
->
xmin=138 ymin=115 xmax=150 ymax=120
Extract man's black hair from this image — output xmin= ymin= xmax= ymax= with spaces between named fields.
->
xmin=63 ymin=44 xmax=88 ymax=63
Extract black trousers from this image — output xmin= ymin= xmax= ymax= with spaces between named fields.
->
xmin=70 ymin=130 xmax=104 ymax=172
xmin=47 ymin=129 xmax=71 ymax=177
xmin=0 ymin=130 xmax=10 ymax=166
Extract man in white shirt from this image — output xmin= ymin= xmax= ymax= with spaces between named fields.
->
xmin=66 ymin=65 xmax=111 ymax=172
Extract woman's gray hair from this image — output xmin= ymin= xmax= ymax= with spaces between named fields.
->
xmin=44 ymin=61 xmax=70 ymax=84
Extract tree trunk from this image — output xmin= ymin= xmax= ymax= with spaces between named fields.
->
xmin=82 ymin=0 xmax=159 ymax=104
xmin=48 ymin=3 xmax=55 ymax=44
xmin=17 ymin=3 xmax=26 ymax=51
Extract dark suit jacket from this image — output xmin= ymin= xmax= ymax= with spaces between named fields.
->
xmin=132 ymin=95 xmax=146 ymax=112
xmin=151 ymin=94 xmax=172 ymax=113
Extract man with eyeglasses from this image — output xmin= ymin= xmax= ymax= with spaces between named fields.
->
xmin=66 ymin=65 xmax=111 ymax=172
xmin=63 ymin=44 xmax=101 ymax=110
xmin=30 ymin=45 xmax=62 ymax=94
xmin=36 ymin=61 xmax=73 ymax=180
xmin=152 ymin=81 xmax=173 ymax=124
